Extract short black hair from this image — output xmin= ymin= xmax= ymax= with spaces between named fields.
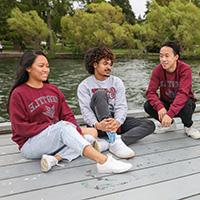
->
xmin=84 ymin=47 xmax=114 ymax=74
xmin=161 ymin=41 xmax=181 ymax=57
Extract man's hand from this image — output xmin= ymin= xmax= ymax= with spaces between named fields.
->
xmin=161 ymin=114 xmax=172 ymax=127
xmin=108 ymin=118 xmax=121 ymax=132
xmin=95 ymin=118 xmax=120 ymax=132
xmin=158 ymin=108 xmax=167 ymax=122
xmin=95 ymin=119 xmax=112 ymax=132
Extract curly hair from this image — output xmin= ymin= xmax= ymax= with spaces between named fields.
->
xmin=84 ymin=47 xmax=114 ymax=74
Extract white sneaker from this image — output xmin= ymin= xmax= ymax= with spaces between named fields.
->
xmin=93 ymin=138 xmax=109 ymax=152
xmin=185 ymin=126 xmax=200 ymax=139
xmin=154 ymin=121 xmax=176 ymax=134
xmin=109 ymin=136 xmax=135 ymax=158
xmin=97 ymin=155 xmax=132 ymax=174
xmin=41 ymin=154 xmax=59 ymax=172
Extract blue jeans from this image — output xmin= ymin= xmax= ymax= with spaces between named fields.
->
xmin=20 ymin=121 xmax=90 ymax=161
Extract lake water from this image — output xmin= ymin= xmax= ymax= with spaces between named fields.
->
xmin=0 ymin=58 xmax=200 ymax=122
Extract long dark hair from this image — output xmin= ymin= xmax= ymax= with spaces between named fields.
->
xmin=7 ymin=50 xmax=48 ymax=113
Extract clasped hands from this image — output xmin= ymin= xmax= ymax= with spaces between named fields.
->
xmin=95 ymin=118 xmax=120 ymax=132
xmin=158 ymin=108 xmax=172 ymax=127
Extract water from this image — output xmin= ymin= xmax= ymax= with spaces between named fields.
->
xmin=1 ymin=58 xmax=200 ymax=122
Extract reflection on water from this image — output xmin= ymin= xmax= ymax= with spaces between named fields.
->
xmin=0 ymin=58 xmax=200 ymax=122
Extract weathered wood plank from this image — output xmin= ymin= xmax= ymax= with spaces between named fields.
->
xmin=0 ymin=127 xmax=194 ymax=167
xmin=0 ymin=135 xmax=199 ymax=180
xmin=0 ymin=145 xmax=18 ymax=155
xmin=91 ymin=173 xmax=200 ymax=200
xmin=1 ymin=144 xmax=200 ymax=197
xmin=0 ymin=129 xmax=198 ymax=156
xmin=183 ymin=194 xmax=200 ymax=200
xmin=1 ymin=108 xmax=200 ymax=200
xmin=1 ymin=157 xmax=200 ymax=199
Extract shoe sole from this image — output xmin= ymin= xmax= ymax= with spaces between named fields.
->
xmin=98 ymin=165 xmax=132 ymax=174
xmin=186 ymin=133 xmax=200 ymax=140
xmin=41 ymin=157 xmax=49 ymax=172
xmin=109 ymin=149 xmax=135 ymax=159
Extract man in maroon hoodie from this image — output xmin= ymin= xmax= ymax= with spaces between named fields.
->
xmin=144 ymin=41 xmax=200 ymax=139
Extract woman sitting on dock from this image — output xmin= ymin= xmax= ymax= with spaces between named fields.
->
xmin=7 ymin=50 xmax=132 ymax=174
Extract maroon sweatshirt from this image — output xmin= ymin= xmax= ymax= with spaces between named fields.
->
xmin=9 ymin=83 xmax=81 ymax=149
xmin=146 ymin=60 xmax=195 ymax=118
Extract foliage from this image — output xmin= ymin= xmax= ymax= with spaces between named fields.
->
xmin=110 ymin=0 xmax=136 ymax=24
xmin=7 ymin=7 xmax=49 ymax=49
xmin=0 ymin=0 xmax=18 ymax=40
xmin=155 ymin=0 xmax=172 ymax=6
xmin=142 ymin=0 xmax=200 ymax=52
xmin=61 ymin=2 xmax=135 ymax=53
xmin=156 ymin=0 xmax=200 ymax=7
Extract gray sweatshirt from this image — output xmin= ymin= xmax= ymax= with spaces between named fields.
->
xmin=77 ymin=75 xmax=128 ymax=127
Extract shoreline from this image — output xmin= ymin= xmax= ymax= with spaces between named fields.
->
xmin=0 ymin=50 xmax=152 ymax=59
xmin=1 ymin=51 xmax=200 ymax=60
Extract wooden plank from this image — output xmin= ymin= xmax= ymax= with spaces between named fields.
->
xmin=1 ymin=106 xmax=200 ymax=200
xmin=1 ymin=135 xmax=199 ymax=180
xmin=0 ymin=128 xmax=194 ymax=167
xmin=0 ymin=154 xmax=30 ymax=167
xmin=0 ymin=144 xmax=200 ymax=197
xmin=1 ymin=156 xmax=200 ymax=199
xmin=91 ymin=173 xmax=200 ymax=200
xmin=0 ymin=130 xmax=198 ymax=156
xmin=183 ymin=194 xmax=200 ymax=200
xmin=0 ymin=123 xmax=199 ymax=166
xmin=0 ymin=138 xmax=15 ymax=146
xmin=0 ymin=145 xmax=18 ymax=155
xmin=0 ymin=121 xmax=187 ymax=147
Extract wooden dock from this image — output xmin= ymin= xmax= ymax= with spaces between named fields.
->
xmin=1 ymin=109 xmax=200 ymax=200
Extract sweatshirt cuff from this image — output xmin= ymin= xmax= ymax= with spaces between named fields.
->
xmin=166 ymin=110 xmax=175 ymax=119
xmin=156 ymin=104 xmax=165 ymax=112
xmin=115 ymin=118 xmax=124 ymax=126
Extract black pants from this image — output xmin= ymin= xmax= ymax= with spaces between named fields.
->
xmin=144 ymin=98 xmax=196 ymax=128
xmin=90 ymin=91 xmax=155 ymax=145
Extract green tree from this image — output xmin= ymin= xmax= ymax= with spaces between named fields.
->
xmin=0 ymin=0 xmax=17 ymax=40
xmin=155 ymin=0 xmax=200 ymax=7
xmin=110 ymin=0 xmax=136 ymax=24
xmin=61 ymin=2 xmax=126 ymax=52
xmin=12 ymin=0 xmax=76 ymax=34
xmin=142 ymin=0 xmax=200 ymax=52
xmin=143 ymin=0 xmax=151 ymax=18
xmin=192 ymin=0 xmax=200 ymax=7
xmin=155 ymin=0 xmax=172 ymax=6
xmin=7 ymin=7 xmax=49 ymax=49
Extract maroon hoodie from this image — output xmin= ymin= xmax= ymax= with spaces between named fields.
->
xmin=9 ymin=83 xmax=81 ymax=149
xmin=146 ymin=60 xmax=195 ymax=118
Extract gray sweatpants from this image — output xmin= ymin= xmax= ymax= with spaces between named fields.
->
xmin=20 ymin=121 xmax=90 ymax=161
xmin=90 ymin=91 xmax=155 ymax=145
